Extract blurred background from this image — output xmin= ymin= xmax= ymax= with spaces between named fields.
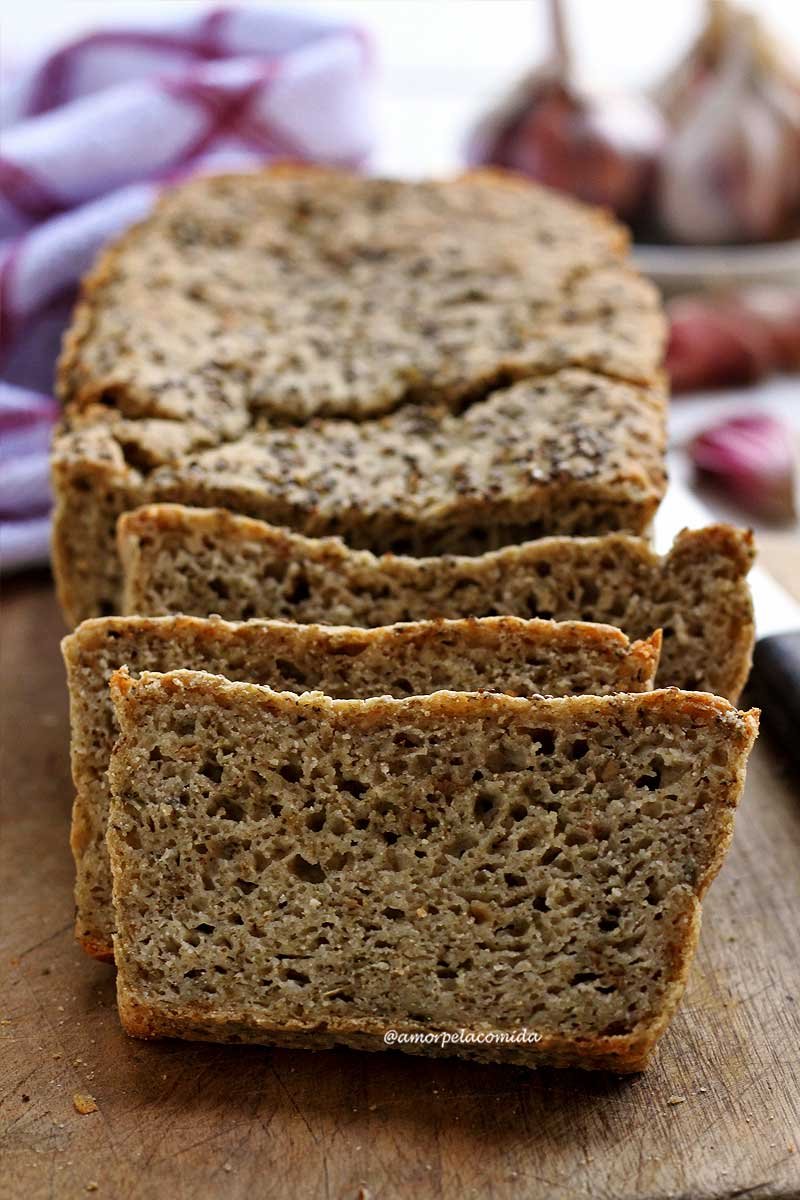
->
xmin=2 ymin=0 xmax=799 ymax=586
xmin=6 ymin=0 xmax=800 ymax=174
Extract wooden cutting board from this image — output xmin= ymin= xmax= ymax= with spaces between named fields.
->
xmin=2 ymin=575 xmax=799 ymax=1200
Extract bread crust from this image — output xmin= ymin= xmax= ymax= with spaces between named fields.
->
xmin=110 ymin=667 xmax=759 ymax=735
xmin=57 ymin=164 xmax=650 ymax=414
xmin=115 ymin=990 xmax=660 ymax=1072
xmin=68 ymin=612 xmax=661 ymax=674
xmin=116 ymin=902 xmax=704 ymax=1073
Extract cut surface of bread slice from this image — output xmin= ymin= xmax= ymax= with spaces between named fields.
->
xmin=107 ymin=669 xmax=758 ymax=1072
xmin=119 ymin=505 xmax=755 ymax=702
xmin=51 ymin=167 xmax=667 ymax=626
xmin=63 ymin=614 xmax=659 ymax=962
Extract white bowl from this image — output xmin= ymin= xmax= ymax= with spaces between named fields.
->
xmin=632 ymin=240 xmax=800 ymax=294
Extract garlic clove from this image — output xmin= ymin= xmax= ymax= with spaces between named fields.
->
xmin=689 ymin=413 xmax=797 ymax=523
xmin=666 ymin=291 xmax=800 ymax=393
xmin=739 ymin=287 xmax=800 ymax=369
xmin=666 ymin=296 xmax=774 ymax=393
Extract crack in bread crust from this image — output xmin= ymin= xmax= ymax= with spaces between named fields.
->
xmin=58 ymin=167 xmax=665 ymax=428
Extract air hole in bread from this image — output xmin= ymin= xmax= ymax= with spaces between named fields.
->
xmin=289 ymin=855 xmax=326 ymax=884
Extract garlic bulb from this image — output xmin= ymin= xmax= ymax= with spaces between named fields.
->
xmin=740 ymin=286 xmax=800 ymax=369
xmin=666 ymin=295 xmax=772 ymax=392
xmin=468 ymin=0 xmax=665 ymax=222
xmin=666 ymin=288 xmax=800 ymax=393
xmin=655 ymin=1 xmax=800 ymax=244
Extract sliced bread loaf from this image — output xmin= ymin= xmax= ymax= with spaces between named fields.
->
xmin=63 ymin=614 xmax=659 ymax=961
xmin=59 ymin=167 xmax=664 ymax=429
xmin=119 ymin=505 xmax=754 ymax=701
xmin=107 ymin=669 xmax=758 ymax=1071
xmin=52 ymin=167 xmax=666 ymax=626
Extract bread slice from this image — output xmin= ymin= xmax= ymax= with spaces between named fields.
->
xmin=51 ymin=167 xmax=667 ymax=626
xmin=119 ymin=505 xmax=755 ymax=702
xmin=107 ymin=669 xmax=758 ymax=1072
xmin=63 ymin=614 xmax=660 ymax=962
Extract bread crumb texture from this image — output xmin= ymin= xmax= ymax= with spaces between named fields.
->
xmin=107 ymin=670 xmax=757 ymax=1071
xmin=119 ymin=505 xmax=755 ymax=702
xmin=63 ymin=614 xmax=659 ymax=961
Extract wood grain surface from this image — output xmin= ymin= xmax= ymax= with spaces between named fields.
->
xmin=2 ymin=574 xmax=799 ymax=1200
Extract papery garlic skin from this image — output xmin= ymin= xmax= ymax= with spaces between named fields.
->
xmin=658 ymin=89 xmax=789 ymax=244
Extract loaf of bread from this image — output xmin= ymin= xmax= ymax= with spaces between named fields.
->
xmin=107 ymin=669 xmax=758 ymax=1071
xmin=119 ymin=505 xmax=755 ymax=701
xmin=63 ymin=614 xmax=659 ymax=961
xmin=52 ymin=167 xmax=666 ymax=626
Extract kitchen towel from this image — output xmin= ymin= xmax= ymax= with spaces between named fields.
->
xmin=0 ymin=6 xmax=373 ymax=571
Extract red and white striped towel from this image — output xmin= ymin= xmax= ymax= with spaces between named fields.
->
xmin=0 ymin=6 xmax=373 ymax=571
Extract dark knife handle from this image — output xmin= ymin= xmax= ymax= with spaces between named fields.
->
xmin=748 ymin=632 xmax=800 ymax=768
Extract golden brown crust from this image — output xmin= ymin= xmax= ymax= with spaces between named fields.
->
xmin=115 ymin=989 xmax=657 ymax=1072
xmin=111 ymin=668 xmax=759 ymax=736
xmin=668 ymin=524 xmax=756 ymax=702
xmin=57 ymin=164 xmax=644 ymax=413
xmin=70 ymin=610 xmax=660 ymax=676
xmin=78 ymin=935 xmax=116 ymax=964
xmin=121 ymin=502 xmax=754 ymax=579
xmin=50 ymin=415 xmax=143 ymax=626
xmin=52 ymin=370 xmax=668 ymax=626
xmin=672 ymin=522 xmax=755 ymax=571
